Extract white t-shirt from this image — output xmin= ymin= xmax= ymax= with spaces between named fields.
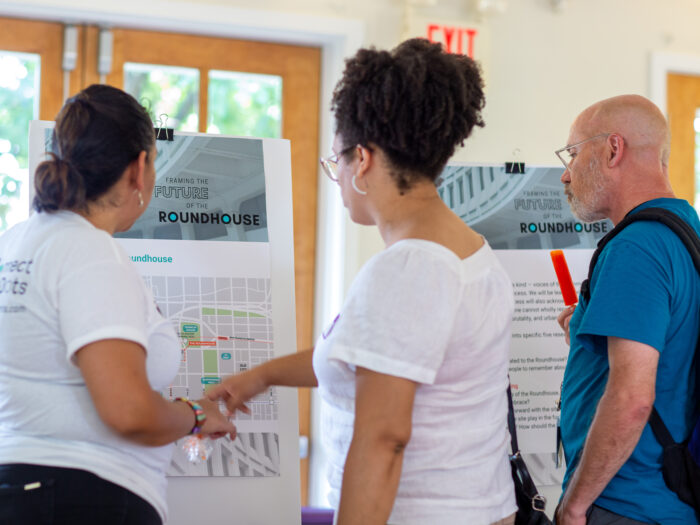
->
xmin=313 ymin=239 xmax=517 ymax=525
xmin=0 ymin=211 xmax=180 ymax=521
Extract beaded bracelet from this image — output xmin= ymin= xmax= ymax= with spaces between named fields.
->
xmin=175 ymin=397 xmax=207 ymax=435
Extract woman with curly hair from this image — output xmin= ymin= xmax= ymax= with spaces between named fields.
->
xmin=209 ymin=38 xmax=516 ymax=525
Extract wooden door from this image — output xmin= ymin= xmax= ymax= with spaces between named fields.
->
xmin=667 ymin=73 xmax=700 ymax=205
xmin=91 ymin=28 xmax=320 ymax=504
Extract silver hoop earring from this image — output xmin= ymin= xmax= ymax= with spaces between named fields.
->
xmin=137 ymin=191 xmax=144 ymax=207
xmin=351 ymin=175 xmax=367 ymax=195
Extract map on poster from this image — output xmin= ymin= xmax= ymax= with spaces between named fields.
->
xmin=437 ymin=164 xmax=609 ymax=485
xmin=144 ymin=274 xmax=280 ymax=477
xmin=149 ymin=275 xmax=275 ymax=404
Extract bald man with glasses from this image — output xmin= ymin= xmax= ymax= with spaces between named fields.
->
xmin=554 ymin=95 xmax=700 ymax=525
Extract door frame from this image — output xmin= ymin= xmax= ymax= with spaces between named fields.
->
xmin=650 ymin=51 xmax=700 ymax=114
xmin=650 ymin=52 xmax=700 ymax=203
xmin=0 ymin=0 xmax=364 ymax=506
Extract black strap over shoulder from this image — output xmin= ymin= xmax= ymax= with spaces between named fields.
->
xmin=580 ymin=207 xmax=700 ymax=303
xmin=579 ymin=207 xmax=700 ymax=447
xmin=649 ymin=407 xmax=677 ymax=448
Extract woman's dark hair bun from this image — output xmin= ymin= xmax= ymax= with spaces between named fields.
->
xmin=331 ymin=38 xmax=485 ymax=190
xmin=33 ymin=154 xmax=86 ymax=212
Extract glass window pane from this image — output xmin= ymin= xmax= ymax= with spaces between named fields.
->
xmin=207 ymin=70 xmax=282 ymax=138
xmin=0 ymin=51 xmax=39 ymax=232
xmin=124 ymin=63 xmax=199 ymax=132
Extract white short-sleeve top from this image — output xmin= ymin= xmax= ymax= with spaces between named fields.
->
xmin=313 ymin=239 xmax=517 ymax=525
xmin=0 ymin=211 xmax=180 ymax=521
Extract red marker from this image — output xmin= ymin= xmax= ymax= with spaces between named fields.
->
xmin=550 ymin=250 xmax=578 ymax=305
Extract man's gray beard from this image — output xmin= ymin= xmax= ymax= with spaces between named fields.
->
xmin=567 ymin=158 xmax=608 ymax=223
xmin=569 ymin=194 xmax=607 ymax=222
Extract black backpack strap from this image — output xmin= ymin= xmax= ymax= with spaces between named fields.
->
xmin=582 ymin=207 xmax=700 ymax=447
xmin=649 ymin=324 xmax=700 ymax=447
xmin=649 ymin=406 xmax=676 ymax=448
xmin=581 ymin=208 xmax=700 ymax=303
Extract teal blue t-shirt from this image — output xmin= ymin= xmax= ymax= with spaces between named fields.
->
xmin=561 ymin=198 xmax=700 ymax=524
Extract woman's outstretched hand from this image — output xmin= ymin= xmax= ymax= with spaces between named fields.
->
xmin=206 ymin=368 xmax=268 ymax=417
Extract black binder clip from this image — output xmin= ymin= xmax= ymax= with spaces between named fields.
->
xmin=505 ymin=148 xmax=525 ymax=174
xmin=154 ymin=114 xmax=174 ymax=141
xmin=155 ymin=127 xmax=174 ymax=141
xmin=505 ymin=161 xmax=525 ymax=174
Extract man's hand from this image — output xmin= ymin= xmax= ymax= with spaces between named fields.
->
xmin=557 ymin=304 xmax=576 ymax=345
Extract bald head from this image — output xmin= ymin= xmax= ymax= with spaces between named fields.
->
xmin=573 ymin=94 xmax=671 ymax=169
xmin=563 ymin=95 xmax=675 ymax=224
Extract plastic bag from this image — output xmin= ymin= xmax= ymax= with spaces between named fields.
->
xmin=181 ymin=435 xmax=213 ymax=464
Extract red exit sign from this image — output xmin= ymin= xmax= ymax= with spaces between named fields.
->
xmin=426 ymin=24 xmax=478 ymax=58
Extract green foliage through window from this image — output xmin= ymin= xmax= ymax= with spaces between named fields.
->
xmin=0 ymin=51 xmax=39 ymax=232
xmin=124 ymin=63 xmax=199 ymax=132
xmin=123 ymin=64 xmax=283 ymax=140
xmin=208 ymin=71 xmax=282 ymax=138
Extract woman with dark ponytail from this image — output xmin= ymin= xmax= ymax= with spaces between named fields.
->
xmin=0 ymin=85 xmax=235 ymax=525
xmin=208 ymin=39 xmax=517 ymax=524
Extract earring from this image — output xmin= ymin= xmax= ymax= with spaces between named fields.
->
xmin=137 ymin=191 xmax=144 ymax=207
xmin=351 ymin=175 xmax=367 ymax=196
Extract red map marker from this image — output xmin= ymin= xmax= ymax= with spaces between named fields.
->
xmin=550 ymin=250 xmax=578 ymax=305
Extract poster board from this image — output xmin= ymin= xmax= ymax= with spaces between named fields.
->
xmin=437 ymin=163 xmax=610 ymax=485
xmin=29 ymin=123 xmax=301 ymax=524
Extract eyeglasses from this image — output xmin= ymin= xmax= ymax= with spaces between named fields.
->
xmin=319 ymin=146 xmax=355 ymax=182
xmin=554 ymin=133 xmax=611 ymax=170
